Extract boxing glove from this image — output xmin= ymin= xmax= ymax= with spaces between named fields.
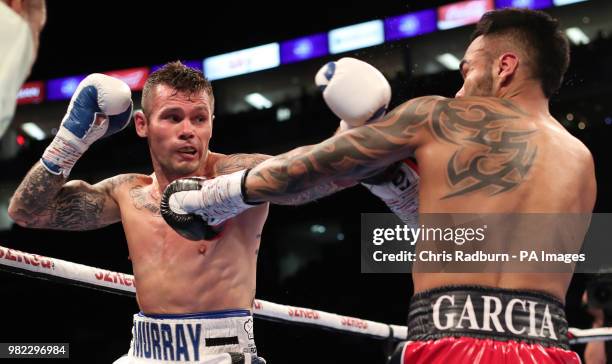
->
xmin=41 ymin=74 xmax=133 ymax=177
xmin=315 ymin=57 xmax=391 ymax=131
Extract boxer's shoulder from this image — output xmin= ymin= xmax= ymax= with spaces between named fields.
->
xmin=211 ymin=152 xmax=271 ymax=177
xmin=98 ymin=173 xmax=152 ymax=199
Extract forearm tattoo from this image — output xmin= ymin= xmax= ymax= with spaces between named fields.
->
xmin=245 ymin=96 xmax=537 ymax=203
xmin=216 ymin=153 xmax=353 ymax=205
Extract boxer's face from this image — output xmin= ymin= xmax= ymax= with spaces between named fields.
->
xmin=138 ymin=85 xmax=213 ymax=177
xmin=455 ymin=35 xmax=495 ymax=98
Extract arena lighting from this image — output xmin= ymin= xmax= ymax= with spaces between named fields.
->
xmin=553 ymin=0 xmax=588 ymax=5
xmin=436 ymin=53 xmax=462 ymax=70
xmin=245 ymin=93 xmax=273 ymax=109
xmin=328 ymin=20 xmax=385 ymax=54
xmin=276 ymin=107 xmax=291 ymax=122
xmin=565 ymin=27 xmax=590 ymax=45
xmin=203 ymin=43 xmax=280 ymax=81
xmin=15 ymin=134 xmax=25 ymax=146
xmin=310 ymin=224 xmax=327 ymax=234
xmin=21 ymin=122 xmax=46 ymax=141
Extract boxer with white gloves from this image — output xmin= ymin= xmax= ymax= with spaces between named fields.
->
xmin=162 ymin=57 xmax=419 ymax=227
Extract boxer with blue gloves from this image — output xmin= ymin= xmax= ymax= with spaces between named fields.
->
xmin=9 ymin=62 xmax=269 ymax=364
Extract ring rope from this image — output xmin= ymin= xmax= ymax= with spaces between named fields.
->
xmin=0 ymin=245 xmax=607 ymax=344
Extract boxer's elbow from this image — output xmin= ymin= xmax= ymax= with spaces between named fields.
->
xmin=7 ymin=197 xmax=47 ymax=228
xmin=7 ymin=196 xmax=22 ymax=220
xmin=8 ymin=202 xmax=29 ymax=227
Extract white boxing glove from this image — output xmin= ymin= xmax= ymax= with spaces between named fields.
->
xmin=41 ymin=74 xmax=133 ymax=177
xmin=315 ymin=57 xmax=391 ymax=130
xmin=315 ymin=58 xmax=419 ymax=225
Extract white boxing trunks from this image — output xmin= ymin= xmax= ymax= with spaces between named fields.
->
xmin=115 ymin=309 xmax=265 ymax=364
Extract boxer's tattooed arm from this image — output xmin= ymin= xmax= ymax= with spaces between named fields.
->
xmin=240 ymin=146 xmax=358 ymax=206
xmin=9 ymin=163 xmax=134 ymax=230
xmin=217 ymin=154 xmax=356 ymax=205
xmin=214 ymin=154 xmax=271 ymax=175
xmin=244 ymin=97 xmax=433 ymax=203
xmin=244 ymin=96 xmax=535 ymax=203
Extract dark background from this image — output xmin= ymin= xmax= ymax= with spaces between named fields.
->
xmin=1 ymin=0 xmax=611 ymax=363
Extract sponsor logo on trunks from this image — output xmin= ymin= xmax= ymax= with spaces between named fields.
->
xmin=244 ymin=318 xmax=254 ymax=340
xmin=432 ymin=294 xmax=558 ymax=340
xmin=288 ymin=308 xmax=320 ymax=320
xmin=94 ymin=270 xmax=134 ymax=287
xmin=341 ymin=317 xmax=368 ymax=330
xmin=0 ymin=247 xmax=53 ymax=269
xmin=133 ymin=321 xmax=202 ymax=361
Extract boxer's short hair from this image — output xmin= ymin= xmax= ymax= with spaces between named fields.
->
xmin=472 ymin=8 xmax=570 ymax=98
xmin=142 ymin=61 xmax=214 ymax=117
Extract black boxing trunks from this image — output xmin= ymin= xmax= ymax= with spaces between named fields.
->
xmin=388 ymin=286 xmax=580 ymax=364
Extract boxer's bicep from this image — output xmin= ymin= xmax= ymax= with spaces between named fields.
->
xmin=9 ymin=162 xmax=110 ymax=230
xmin=10 ymin=177 xmax=113 ymax=231
xmin=43 ymin=173 xmax=140 ymax=230
xmin=47 ymin=174 xmax=139 ymax=230
xmin=42 ymin=179 xmax=121 ymax=230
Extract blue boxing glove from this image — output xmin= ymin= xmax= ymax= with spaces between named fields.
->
xmin=41 ymin=74 xmax=133 ymax=177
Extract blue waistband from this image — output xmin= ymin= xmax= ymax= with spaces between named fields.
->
xmin=139 ymin=309 xmax=251 ymax=320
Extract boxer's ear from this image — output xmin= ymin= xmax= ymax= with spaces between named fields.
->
xmin=134 ymin=110 xmax=148 ymax=138
xmin=496 ymin=52 xmax=519 ymax=89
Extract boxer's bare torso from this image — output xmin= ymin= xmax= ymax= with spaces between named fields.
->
xmin=10 ymin=152 xmax=269 ymax=314
xmin=116 ymin=153 xmax=269 ymax=314
xmin=408 ymin=96 xmax=596 ymax=300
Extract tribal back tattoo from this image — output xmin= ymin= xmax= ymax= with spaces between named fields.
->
xmin=430 ymin=98 xmax=536 ymax=198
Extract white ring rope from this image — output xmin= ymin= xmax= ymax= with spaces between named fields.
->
xmin=0 ymin=245 xmax=608 ymax=345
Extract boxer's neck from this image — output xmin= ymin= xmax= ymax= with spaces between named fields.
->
xmin=499 ymin=78 xmax=550 ymax=118
xmin=153 ymin=150 xmax=213 ymax=193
